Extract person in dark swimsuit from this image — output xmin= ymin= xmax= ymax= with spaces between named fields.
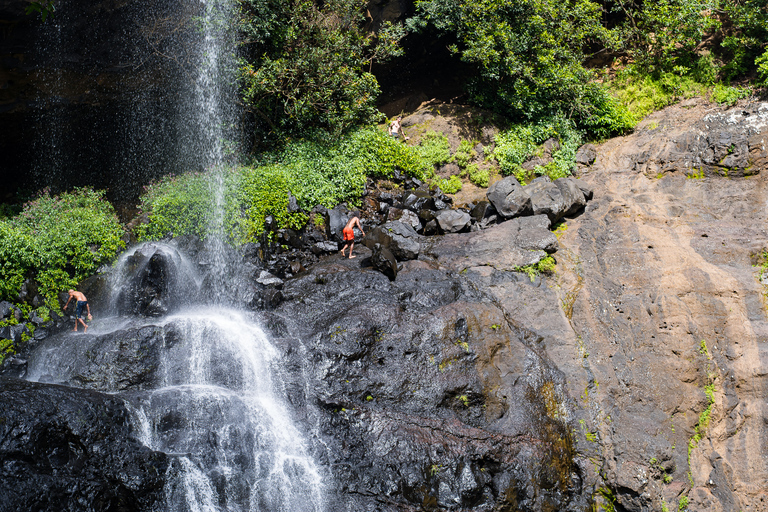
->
xmin=64 ymin=289 xmax=92 ymax=333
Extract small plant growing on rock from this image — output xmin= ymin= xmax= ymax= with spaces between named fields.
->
xmin=437 ymin=175 xmax=462 ymax=194
xmin=452 ymin=139 xmax=478 ymax=169
xmin=463 ymin=163 xmax=490 ymax=188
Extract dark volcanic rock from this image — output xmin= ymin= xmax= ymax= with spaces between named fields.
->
xmin=25 ymin=326 xmax=165 ymax=392
xmin=524 ymin=177 xmax=587 ymax=223
xmin=364 ymin=221 xmax=423 ymax=261
xmin=436 ymin=209 xmax=472 ymax=233
xmin=270 ymin=260 xmax=589 ymax=511
xmin=0 ymin=377 xmax=168 ymax=512
xmin=486 ymin=176 xmax=532 ymax=218
xmin=370 ymin=242 xmax=399 ymax=281
xmin=111 ymin=243 xmax=199 ymax=317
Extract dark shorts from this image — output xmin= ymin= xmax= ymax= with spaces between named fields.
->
xmin=75 ymin=301 xmax=88 ymax=318
xmin=343 ymin=227 xmax=355 ymax=241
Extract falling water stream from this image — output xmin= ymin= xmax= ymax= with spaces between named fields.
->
xmin=27 ymin=0 xmax=326 ymax=510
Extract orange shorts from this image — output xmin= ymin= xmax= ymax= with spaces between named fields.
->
xmin=343 ymin=227 xmax=355 ymax=241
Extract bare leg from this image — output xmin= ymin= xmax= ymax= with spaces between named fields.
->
xmin=340 ymin=243 xmax=348 ymax=256
xmin=348 ymin=242 xmax=356 ymax=259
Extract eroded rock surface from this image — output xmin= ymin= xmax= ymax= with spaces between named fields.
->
xmin=555 ymin=98 xmax=768 ymax=511
xmin=0 ymin=377 xmax=168 ymax=512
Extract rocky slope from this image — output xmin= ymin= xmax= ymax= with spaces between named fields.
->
xmin=2 ymin=98 xmax=768 ymax=511
xmin=555 ymin=97 xmax=768 ymax=511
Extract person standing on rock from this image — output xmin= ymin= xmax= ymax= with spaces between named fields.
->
xmin=388 ymin=116 xmax=408 ymax=140
xmin=340 ymin=216 xmax=365 ymax=259
xmin=64 ymin=289 xmax=92 ymax=333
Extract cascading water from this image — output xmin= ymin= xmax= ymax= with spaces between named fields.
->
xmin=130 ymin=307 xmax=324 ymax=511
xmin=26 ymin=0 xmax=326 ymax=510
xmin=27 ymin=243 xmax=326 ymax=511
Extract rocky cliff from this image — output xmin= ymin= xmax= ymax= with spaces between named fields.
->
xmin=2 ymin=98 xmax=768 ymax=511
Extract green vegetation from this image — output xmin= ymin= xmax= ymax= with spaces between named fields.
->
xmin=463 ymin=164 xmax=489 ymax=188
xmin=687 ymin=339 xmax=717 ymax=493
xmin=414 ymin=131 xmax=451 ymax=169
xmin=0 ymin=188 xmax=124 ymax=309
xmin=137 ymin=127 xmax=453 ymax=242
xmin=516 ymin=255 xmax=557 ymax=281
xmin=236 ymin=0 xmax=403 ymax=140
xmin=438 ymin=175 xmax=462 ymax=194
xmin=493 ymin=115 xmax=582 ymax=184
xmin=452 ymin=140 xmax=477 ymax=169
xmin=711 ymin=84 xmax=750 ymax=106
xmin=25 ymin=0 xmax=55 ymax=21
xmin=407 ymin=0 xmax=633 ymax=139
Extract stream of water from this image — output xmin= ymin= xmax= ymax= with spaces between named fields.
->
xmin=28 ymin=0 xmax=327 ymax=509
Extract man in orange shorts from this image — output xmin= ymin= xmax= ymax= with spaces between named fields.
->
xmin=340 ymin=215 xmax=365 ymax=259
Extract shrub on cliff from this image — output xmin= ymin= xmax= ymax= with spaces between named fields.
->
xmin=137 ymin=126 xmax=443 ymax=243
xmin=0 ymin=188 xmax=124 ymax=310
xmin=493 ymin=115 xmax=582 ymax=183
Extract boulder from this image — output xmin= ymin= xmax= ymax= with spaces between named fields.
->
xmin=326 ymin=206 xmax=350 ymax=241
xmin=312 ymin=241 xmax=340 ymax=254
xmin=111 ymin=244 xmax=199 ymax=317
xmin=0 ymin=301 xmax=12 ymax=320
xmin=424 ymin=215 xmax=557 ymax=273
xmin=370 ymin=243 xmax=398 ymax=281
xmin=554 ymin=177 xmax=588 ymax=217
xmin=486 ymin=176 xmax=532 ymax=219
xmin=364 ymin=221 xmax=423 ymax=261
xmin=524 ymin=177 xmax=587 ymax=223
xmin=395 ymin=209 xmax=422 ymax=231
xmin=436 ymin=209 xmax=472 ymax=233
xmin=575 ymin=143 xmax=597 ymax=165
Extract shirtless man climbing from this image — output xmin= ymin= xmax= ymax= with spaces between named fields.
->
xmin=64 ymin=289 xmax=92 ymax=332
xmin=340 ymin=216 xmax=365 ymax=259
xmin=388 ymin=116 xmax=408 ymax=140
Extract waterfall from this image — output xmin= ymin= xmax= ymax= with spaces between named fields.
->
xmin=138 ymin=308 xmax=325 ymax=512
xmin=26 ymin=0 xmax=325 ymax=509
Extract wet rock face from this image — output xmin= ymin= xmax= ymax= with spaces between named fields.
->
xmin=270 ymin=261 xmax=589 ymax=511
xmin=112 ymin=244 xmax=200 ymax=316
xmin=0 ymin=377 xmax=168 ymax=512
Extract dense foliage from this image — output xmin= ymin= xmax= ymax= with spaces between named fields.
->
xmin=137 ymin=127 xmax=452 ymax=243
xmin=494 ymin=115 xmax=583 ymax=183
xmin=236 ymin=0 xmax=403 ymax=141
xmin=406 ymin=0 xmax=635 ymax=138
xmin=0 ymin=188 xmax=124 ymax=310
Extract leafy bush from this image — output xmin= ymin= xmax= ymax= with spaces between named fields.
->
xmin=237 ymin=0 xmax=403 ymax=140
xmin=452 ymin=139 xmax=478 ymax=169
xmin=136 ymin=169 xmax=240 ymax=240
xmin=757 ymin=50 xmax=768 ymax=85
xmin=464 ymin=163 xmax=489 ymax=188
xmin=437 ymin=175 xmax=463 ymax=194
xmin=236 ymin=165 xmax=308 ymax=242
xmin=607 ymin=68 xmax=706 ymax=122
xmin=493 ymin=115 xmax=582 ymax=183
xmin=414 ymin=131 xmax=451 ymax=169
xmin=138 ymin=126 xmax=442 ymax=243
xmin=711 ymin=83 xmax=750 ymax=106
xmin=0 ymin=188 xmax=124 ymax=309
